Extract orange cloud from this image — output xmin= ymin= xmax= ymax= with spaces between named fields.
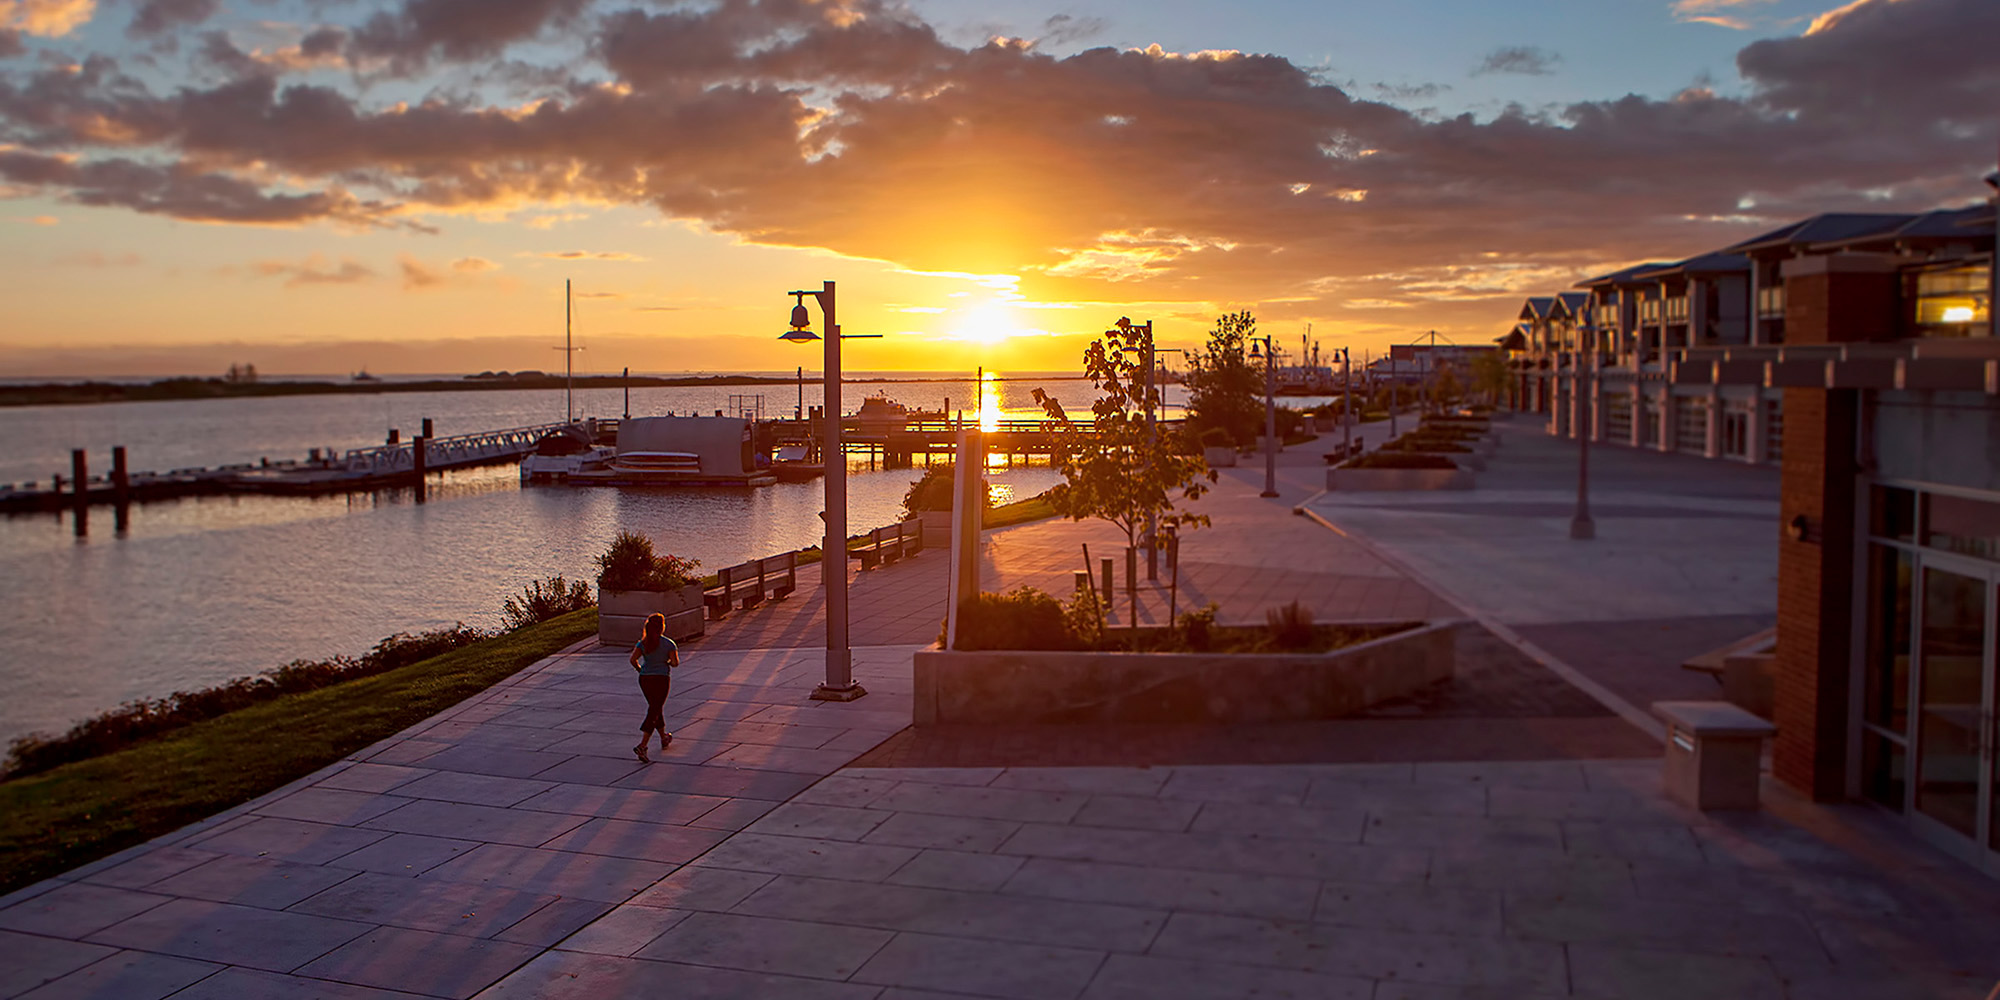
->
xmin=0 ymin=0 xmax=94 ymax=37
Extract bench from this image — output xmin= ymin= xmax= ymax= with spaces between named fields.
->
xmin=849 ymin=517 xmax=924 ymax=570
xmin=1321 ymin=436 xmax=1364 ymax=465
xmin=703 ymin=552 xmax=801 ymax=619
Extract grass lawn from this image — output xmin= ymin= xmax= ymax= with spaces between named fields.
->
xmin=983 ymin=493 xmax=1057 ymax=530
xmin=0 ymin=608 xmax=599 ymax=896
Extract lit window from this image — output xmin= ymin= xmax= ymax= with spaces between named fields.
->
xmin=1911 ymin=264 xmax=1991 ymax=337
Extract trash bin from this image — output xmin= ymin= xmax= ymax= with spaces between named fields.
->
xmin=1652 ymin=701 xmax=1776 ymax=811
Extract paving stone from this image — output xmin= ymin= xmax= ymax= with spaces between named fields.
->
xmin=734 ymin=874 xmax=1165 ymax=952
xmin=1002 ymin=857 xmax=1319 ymax=921
xmin=999 ymin=822 xmax=1431 ymax=886
xmin=1295 ymin=762 xmax=1418 ymax=786
xmin=1562 ymin=820 xmax=1706 ymax=864
xmin=511 ymin=783 xmax=726 ymax=824
xmin=315 ymin=764 xmax=435 ymax=795
xmin=990 ymin=767 xmax=1173 ymax=797
xmin=0 ymin=883 xmax=173 ymax=938
xmin=1427 ymin=848 xmax=1636 ymax=898
xmin=626 ymin=867 xmax=776 ymax=912
xmin=1080 ymin=953 xmax=1372 ymax=1000
xmin=1188 ymin=801 xmax=1368 ymax=843
xmin=490 ymin=899 xmax=616 ymax=948
xmin=745 ymin=802 xmax=892 ymax=841
xmin=362 ymin=740 xmax=450 ymax=766
xmin=423 ymin=844 xmax=673 ymax=903
xmin=15 ymin=950 xmax=220 ymax=1000
xmin=523 ymin=755 xmax=653 ymax=786
xmin=867 ymin=782 xmax=1087 ymax=824
xmin=1150 ymin=911 xmax=1568 ymax=993
xmin=614 ymin=763 xmax=820 ymax=802
xmin=1488 ymin=786 xmax=1684 ymax=822
xmin=885 ymin=850 xmax=1026 ymax=893
xmin=415 ymin=722 xmax=574 ymax=753
xmin=188 ymin=817 xmax=390 ymax=866
xmin=85 ymin=898 xmax=372 ymax=973
xmin=256 ymin=789 xmax=413 ymax=826
xmin=843 ymin=767 xmax=1002 ymax=787
xmin=1505 ymin=893 xmax=1824 ymax=958
xmin=297 ymin=926 xmax=542 ymax=999
xmin=326 ymin=832 xmax=483 ymax=876
xmin=704 ymin=744 xmax=862 ymax=775
xmin=687 ymin=832 xmax=918 ymax=883
xmin=1304 ymin=781 xmax=1489 ymax=817
xmin=538 ymin=818 xmax=732 ymax=863
xmin=791 ymin=774 xmax=900 ymax=808
xmin=361 ymin=800 xmax=588 ymax=848
xmin=171 ymin=966 xmax=432 ymax=1000
xmin=669 ymin=719 xmax=849 ymax=749
xmin=0 ymin=931 xmax=117 ymax=998
xmin=71 ymin=846 xmax=223 ymax=890
xmin=818 ymin=728 xmax=904 ymax=754
xmin=861 ymin=812 xmax=1021 ymax=853
xmin=468 ymin=949 xmax=879 ymax=1000
xmin=549 ymin=905 xmax=692 ymax=956
xmin=1157 ymin=768 xmax=1311 ymax=805
xmin=1568 ymin=943 xmax=1785 ymax=1000
xmin=1411 ymin=760 xmax=1589 ymax=791
xmin=288 ymin=872 xmax=558 ymax=938
xmin=147 ymin=854 xmax=357 ymax=909
xmin=633 ymin=911 xmax=893 ymax=979
xmin=683 ymin=797 xmax=779 ymax=832
xmin=851 ymin=932 xmax=1106 ymax=1000
xmin=1363 ymin=813 xmax=1563 ymax=853
xmin=388 ymin=773 xmax=558 ymax=809
xmin=411 ymin=746 xmax=575 ymax=779
xmin=1069 ymin=795 xmax=1201 ymax=833
xmin=1314 ymin=883 xmax=1504 ymax=937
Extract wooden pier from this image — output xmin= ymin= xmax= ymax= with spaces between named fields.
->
xmin=0 ymin=420 xmax=586 ymax=513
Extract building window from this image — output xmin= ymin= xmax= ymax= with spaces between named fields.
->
xmin=1721 ymin=409 xmax=1749 ymax=458
xmin=1756 ymin=285 xmax=1786 ymax=318
xmin=1639 ymin=299 xmax=1660 ymax=325
xmin=1665 ymin=296 xmax=1689 ymax=323
xmin=1922 ymin=491 xmax=2000 ymax=563
xmin=1910 ymin=264 xmax=1992 ymax=338
xmin=1863 ymin=544 xmax=1913 ymax=737
xmin=1763 ymin=399 xmax=1783 ymax=463
xmin=1605 ymin=393 xmax=1631 ymax=442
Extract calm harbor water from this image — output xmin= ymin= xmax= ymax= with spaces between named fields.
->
xmin=1 ymin=373 xmax=1160 ymax=746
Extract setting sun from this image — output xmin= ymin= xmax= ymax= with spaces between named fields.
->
xmin=951 ymin=304 xmax=1026 ymax=346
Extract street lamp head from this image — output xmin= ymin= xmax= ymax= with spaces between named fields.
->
xmin=1249 ymin=341 xmax=1264 ymax=359
xmin=779 ymin=329 xmax=820 ymax=343
xmin=781 ymin=292 xmax=818 ymax=342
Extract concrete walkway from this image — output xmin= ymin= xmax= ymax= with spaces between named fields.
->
xmin=5 ymin=421 xmax=2000 ymax=1000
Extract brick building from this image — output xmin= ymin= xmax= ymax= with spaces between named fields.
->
xmin=1508 ymin=176 xmax=1998 ymax=871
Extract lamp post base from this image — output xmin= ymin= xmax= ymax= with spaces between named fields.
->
xmin=810 ymin=682 xmax=869 ymax=703
xmin=1569 ymin=516 xmax=1595 ymax=540
xmin=1260 ymin=490 xmax=1280 ymax=498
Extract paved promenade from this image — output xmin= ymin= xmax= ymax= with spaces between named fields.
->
xmin=4 ymin=420 xmax=1999 ymax=1000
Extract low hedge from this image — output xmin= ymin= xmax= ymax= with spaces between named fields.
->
xmin=1340 ymin=451 xmax=1458 ymax=470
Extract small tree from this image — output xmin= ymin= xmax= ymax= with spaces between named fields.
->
xmin=1467 ymin=350 xmax=1510 ymax=406
xmin=1183 ymin=310 xmax=1263 ymax=447
xmin=1033 ymin=319 xmax=1217 ymax=558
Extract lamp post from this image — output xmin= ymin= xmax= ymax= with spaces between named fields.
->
xmin=1570 ymin=322 xmax=1596 ymax=541
xmin=1249 ymin=335 xmax=1278 ymax=498
xmin=782 ymin=281 xmax=881 ymax=701
xmin=1333 ymin=346 xmax=1353 ymax=458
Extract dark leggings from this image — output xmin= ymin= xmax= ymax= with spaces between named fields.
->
xmin=638 ymin=674 xmax=671 ymax=733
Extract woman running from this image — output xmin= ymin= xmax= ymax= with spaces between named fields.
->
xmin=627 ymin=613 xmax=678 ymax=763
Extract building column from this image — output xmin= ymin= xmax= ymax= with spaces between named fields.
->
xmin=1656 ymin=389 xmax=1674 ymax=453
xmin=1703 ymin=386 xmax=1722 ymax=459
xmin=1747 ymin=390 xmax=1769 ymax=465
xmin=1628 ymin=381 xmax=1645 ymax=448
xmin=1772 ymin=253 xmax=1896 ymax=802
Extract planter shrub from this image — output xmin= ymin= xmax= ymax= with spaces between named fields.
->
xmin=1341 ymin=451 xmax=1458 ymax=470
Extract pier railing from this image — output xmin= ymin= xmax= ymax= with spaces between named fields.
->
xmin=340 ymin=421 xmax=579 ymax=475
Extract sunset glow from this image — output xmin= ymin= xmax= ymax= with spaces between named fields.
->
xmin=0 ymin=0 xmax=1991 ymax=377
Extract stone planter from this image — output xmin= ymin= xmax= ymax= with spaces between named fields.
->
xmin=1202 ymin=446 xmax=1237 ymax=468
xmin=913 ymin=620 xmax=1457 ymax=726
xmin=920 ymin=509 xmax=952 ymax=547
xmin=598 ymin=584 xmax=705 ymax=646
xmin=1401 ymin=449 xmax=1484 ymax=471
xmin=1325 ymin=466 xmax=1474 ymax=491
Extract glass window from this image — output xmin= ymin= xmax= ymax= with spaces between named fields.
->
xmin=1922 ymin=492 xmax=2000 ymax=563
xmin=1911 ymin=264 xmax=1991 ymax=338
xmin=1870 ymin=485 xmax=1916 ymax=542
xmin=1914 ymin=567 xmax=1986 ymax=837
xmin=1863 ymin=545 xmax=1912 ymax=734
xmin=1862 ymin=728 xmax=1907 ymax=810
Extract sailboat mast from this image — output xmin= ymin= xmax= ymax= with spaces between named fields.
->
xmin=565 ymin=280 xmax=574 ymax=423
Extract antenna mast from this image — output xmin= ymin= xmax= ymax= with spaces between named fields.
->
xmin=565 ymin=280 xmax=574 ymax=423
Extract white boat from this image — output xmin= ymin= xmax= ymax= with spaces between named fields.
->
xmin=520 ymin=427 xmax=613 ymax=483
xmin=565 ymin=416 xmax=777 ymax=487
xmin=607 ymin=451 xmax=703 ymax=476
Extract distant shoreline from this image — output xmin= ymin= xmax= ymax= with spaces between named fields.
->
xmin=0 ymin=372 xmax=1089 ymax=409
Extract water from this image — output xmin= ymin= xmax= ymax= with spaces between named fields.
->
xmin=0 ymin=373 xmax=1148 ymax=746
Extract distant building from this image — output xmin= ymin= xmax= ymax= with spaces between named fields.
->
xmin=1502 ymin=174 xmax=1999 ymax=869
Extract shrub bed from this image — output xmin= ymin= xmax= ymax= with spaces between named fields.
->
xmin=1340 ymin=451 xmax=1458 ymax=470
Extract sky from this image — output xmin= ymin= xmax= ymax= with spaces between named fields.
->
xmin=0 ymin=0 xmax=1995 ymax=377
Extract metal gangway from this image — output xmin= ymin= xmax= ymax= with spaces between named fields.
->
xmin=339 ymin=420 xmax=580 ymax=476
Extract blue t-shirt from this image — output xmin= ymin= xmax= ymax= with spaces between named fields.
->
xmin=634 ymin=636 xmax=677 ymax=676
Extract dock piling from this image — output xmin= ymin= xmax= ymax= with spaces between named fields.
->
xmin=111 ymin=447 xmax=129 ymax=502
xmin=412 ymin=435 xmax=428 ymax=503
xmin=422 ymin=418 xmax=434 ymax=439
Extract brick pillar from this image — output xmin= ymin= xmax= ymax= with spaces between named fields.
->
xmin=1772 ymin=253 xmax=1896 ymax=801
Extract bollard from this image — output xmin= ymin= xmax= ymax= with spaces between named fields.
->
xmin=422 ymin=418 xmax=434 ymax=439
xmin=111 ymin=446 xmax=129 ymax=502
xmin=1074 ymin=570 xmax=1090 ymax=594
xmin=71 ymin=450 xmax=87 ymax=510
xmin=412 ymin=435 xmax=427 ymax=503
xmin=388 ymin=428 xmax=400 ymax=445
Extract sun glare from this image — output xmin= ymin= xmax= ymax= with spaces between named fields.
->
xmin=953 ymin=304 xmax=1021 ymax=346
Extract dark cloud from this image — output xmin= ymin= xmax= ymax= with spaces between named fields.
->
xmin=128 ymin=0 xmax=221 ymax=39
xmin=1039 ymin=13 xmax=1106 ymax=47
xmin=0 ymin=30 xmax=23 ymax=59
xmin=1473 ymin=46 xmax=1559 ymax=76
xmin=348 ymin=0 xmax=592 ymax=73
xmin=0 ymin=0 xmax=1991 ymax=322
xmin=1737 ymin=0 xmax=2000 ymax=128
